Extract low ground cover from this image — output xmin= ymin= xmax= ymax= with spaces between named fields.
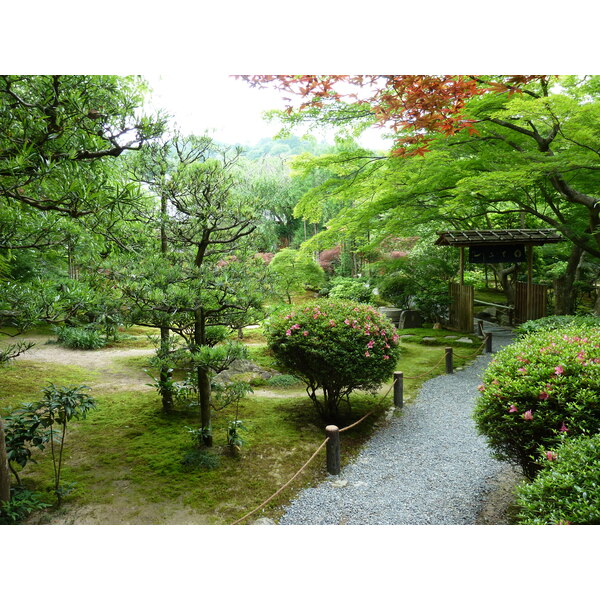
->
xmin=1 ymin=324 xmax=485 ymax=524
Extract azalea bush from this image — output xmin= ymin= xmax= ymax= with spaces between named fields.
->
xmin=265 ymin=298 xmax=401 ymax=422
xmin=473 ymin=326 xmax=600 ymax=478
xmin=515 ymin=433 xmax=600 ymax=524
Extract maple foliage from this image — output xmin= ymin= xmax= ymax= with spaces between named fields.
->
xmin=238 ymin=75 xmax=551 ymax=155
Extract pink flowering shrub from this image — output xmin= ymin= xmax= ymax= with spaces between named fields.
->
xmin=265 ymin=299 xmax=401 ymax=422
xmin=473 ymin=325 xmax=600 ymax=478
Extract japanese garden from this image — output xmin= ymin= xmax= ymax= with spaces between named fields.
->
xmin=1 ymin=74 xmax=599 ymax=525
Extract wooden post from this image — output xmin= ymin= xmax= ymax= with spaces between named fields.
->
xmin=459 ymin=247 xmax=465 ymax=285
xmin=445 ymin=347 xmax=453 ymax=374
xmin=325 ymin=425 xmax=341 ymax=475
xmin=393 ymin=371 xmax=404 ymax=408
xmin=0 ymin=418 xmax=10 ymax=504
xmin=486 ymin=332 xmax=493 ymax=353
xmin=477 ymin=319 xmax=484 ymax=337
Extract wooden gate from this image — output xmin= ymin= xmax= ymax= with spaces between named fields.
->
xmin=448 ymin=283 xmax=474 ymax=332
xmin=514 ymin=281 xmax=547 ymax=323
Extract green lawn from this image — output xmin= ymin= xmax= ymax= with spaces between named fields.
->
xmin=1 ymin=325 xmax=486 ymax=524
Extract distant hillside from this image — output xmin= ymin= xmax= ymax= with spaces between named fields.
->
xmin=242 ymin=135 xmax=331 ymax=159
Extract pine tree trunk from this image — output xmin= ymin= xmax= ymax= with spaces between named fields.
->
xmin=0 ymin=418 xmax=11 ymax=504
xmin=159 ymin=326 xmax=174 ymax=412
xmin=158 ymin=193 xmax=174 ymax=412
xmin=194 ymin=307 xmax=213 ymax=447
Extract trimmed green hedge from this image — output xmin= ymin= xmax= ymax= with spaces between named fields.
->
xmin=515 ymin=433 xmax=600 ymax=524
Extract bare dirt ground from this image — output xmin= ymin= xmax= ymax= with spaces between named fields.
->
xmin=12 ymin=335 xmax=155 ymax=393
xmin=475 ymin=464 xmax=527 ymax=525
xmin=11 ymin=334 xmax=521 ymax=525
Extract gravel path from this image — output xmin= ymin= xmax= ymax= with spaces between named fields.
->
xmin=279 ymin=324 xmax=515 ymax=525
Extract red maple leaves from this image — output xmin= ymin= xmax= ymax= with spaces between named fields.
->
xmin=237 ymin=75 xmax=550 ymax=156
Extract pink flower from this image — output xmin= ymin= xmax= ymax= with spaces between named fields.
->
xmin=517 ymin=367 xmax=527 ymax=374
xmin=522 ymin=410 xmax=534 ymax=421
xmin=477 ymin=384 xmax=485 ymax=392
xmin=367 ymin=340 xmax=375 ymax=349
xmin=554 ymin=365 xmax=564 ymax=376
xmin=285 ymin=329 xmax=292 ymax=336
xmin=291 ymin=323 xmax=300 ymax=330
xmin=383 ymin=355 xmax=390 ymax=360
xmin=538 ymin=391 xmax=549 ymax=400
xmin=329 ymin=319 xmax=336 ymax=326
xmin=303 ymin=331 xmax=309 ymax=336
xmin=508 ymin=405 xmax=518 ymax=413
xmin=344 ymin=319 xmax=351 ymax=326
xmin=365 ymin=351 xmax=370 ymax=357
xmin=546 ymin=451 xmax=558 ymax=461
xmin=559 ymin=422 xmax=569 ymax=432
xmin=492 ymin=379 xmax=500 ymax=385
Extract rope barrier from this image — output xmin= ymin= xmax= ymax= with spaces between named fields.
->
xmin=402 ymin=352 xmax=447 ymax=380
xmin=231 ymin=437 xmax=329 ymax=525
xmin=452 ymin=337 xmax=488 ymax=360
xmin=231 ymin=382 xmax=395 ymax=525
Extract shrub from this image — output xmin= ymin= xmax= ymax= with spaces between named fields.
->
xmin=267 ymin=374 xmax=302 ymax=388
xmin=473 ymin=325 xmax=600 ymax=478
xmin=328 ymin=277 xmax=374 ymax=303
xmin=515 ymin=315 xmax=600 ymax=338
xmin=377 ymin=273 xmax=450 ymax=322
xmin=515 ymin=433 xmax=600 ymax=524
xmin=53 ymin=326 xmax=106 ymax=350
xmin=268 ymin=248 xmax=326 ymax=303
xmin=377 ymin=273 xmax=411 ymax=309
xmin=265 ymin=298 xmax=401 ymax=422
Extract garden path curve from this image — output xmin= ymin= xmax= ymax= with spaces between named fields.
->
xmin=278 ymin=323 xmax=522 ymax=525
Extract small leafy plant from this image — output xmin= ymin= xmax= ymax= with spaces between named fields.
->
xmin=226 ymin=420 xmax=248 ymax=451
xmin=53 ymin=326 xmax=106 ymax=350
xmin=37 ymin=384 xmax=96 ymax=503
xmin=0 ymin=488 xmax=51 ymax=524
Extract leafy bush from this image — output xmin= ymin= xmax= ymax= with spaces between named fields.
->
xmin=515 ymin=433 xmax=600 ymax=524
xmin=377 ymin=273 xmax=450 ymax=322
xmin=268 ymin=248 xmax=326 ymax=302
xmin=265 ymin=298 xmax=401 ymax=421
xmin=515 ymin=315 xmax=600 ymax=338
xmin=377 ymin=273 xmax=411 ymax=309
xmin=267 ymin=374 xmax=302 ymax=388
xmin=0 ymin=488 xmax=50 ymax=524
xmin=328 ymin=277 xmax=374 ymax=303
xmin=53 ymin=326 xmax=106 ymax=350
xmin=473 ymin=326 xmax=600 ymax=478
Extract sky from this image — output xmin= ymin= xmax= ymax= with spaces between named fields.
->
xmin=143 ymin=73 xmax=393 ymax=150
